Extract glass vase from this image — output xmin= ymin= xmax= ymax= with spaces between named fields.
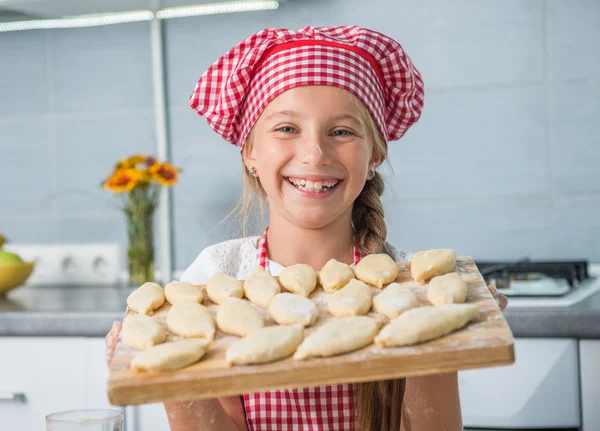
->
xmin=126 ymin=191 xmax=155 ymax=287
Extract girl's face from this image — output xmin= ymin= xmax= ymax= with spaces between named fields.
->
xmin=244 ymin=85 xmax=380 ymax=229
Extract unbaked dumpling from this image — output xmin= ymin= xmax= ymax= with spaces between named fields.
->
xmin=127 ymin=282 xmax=165 ymax=315
xmin=318 ymin=259 xmax=354 ymax=293
xmin=167 ymin=300 xmax=216 ymax=340
xmin=279 ymin=264 xmax=317 ymax=297
xmin=410 ymin=249 xmax=456 ymax=284
xmin=373 ymin=282 xmax=419 ymax=319
xmin=164 ymin=281 xmax=203 ymax=305
xmin=353 ymin=254 xmax=399 ymax=288
xmin=243 ymin=265 xmax=281 ymax=308
xmin=131 ymin=339 xmax=210 ymax=373
xmin=216 ymin=297 xmax=264 ymax=337
xmin=294 ymin=316 xmax=382 ymax=360
xmin=426 ymin=272 xmax=467 ymax=305
xmin=268 ymin=293 xmax=319 ymax=327
xmin=226 ymin=325 xmax=304 ymax=366
xmin=374 ymin=304 xmax=479 ymax=347
xmin=121 ymin=313 xmax=166 ymax=350
xmin=327 ymin=279 xmax=372 ymax=317
xmin=206 ymin=272 xmax=244 ymax=305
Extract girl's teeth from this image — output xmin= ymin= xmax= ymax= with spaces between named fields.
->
xmin=288 ymin=178 xmax=338 ymax=192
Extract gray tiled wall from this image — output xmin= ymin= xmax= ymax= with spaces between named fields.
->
xmin=1 ymin=0 xmax=598 ymax=272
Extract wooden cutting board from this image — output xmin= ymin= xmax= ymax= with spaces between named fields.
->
xmin=108 ymin=256 xmax=514 ymax=406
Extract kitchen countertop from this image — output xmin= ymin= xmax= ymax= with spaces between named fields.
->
xmin=1 ymin=283 xmax=600 ymax=339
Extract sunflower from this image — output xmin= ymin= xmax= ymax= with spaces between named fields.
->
xmin=103 ymin=169 xmax=144 ymax=193
xmin=149 ymin=162 xmax=180 ymax=186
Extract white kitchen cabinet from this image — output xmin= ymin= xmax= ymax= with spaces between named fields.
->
xmin=0 ymin=337 xmax=90 ymax=431
xmin=0 ymin=337 xmax=126 ymax=431
xmin=580 ymin=340 xmax=600 ymax=431
xmin=83 ymin=338 xmax=170 ymax=431
xmin=0 ymin=336 xmax=169 ymax=431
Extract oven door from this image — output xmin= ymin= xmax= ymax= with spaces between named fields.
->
xmin=459 ymin=338 xmax=580 ymax=429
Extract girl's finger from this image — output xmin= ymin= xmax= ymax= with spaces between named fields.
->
xmin=105 ymin=347 xmax=115 ymax=366
xmin=498 ymin=293 xmax=509 ymax=310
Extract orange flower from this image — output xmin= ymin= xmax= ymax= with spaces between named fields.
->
xmin=149 ymin=162 xmax=180 ymax=186
xmin=103 ymin=169 xmax=144 ymax=193
xmin=114 ymin=154 xmax=147 ymax=170
xmin=126 ymin=154 xmax=147 ymax=166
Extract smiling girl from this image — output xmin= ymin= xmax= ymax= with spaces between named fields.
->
xmin=106 ymin=26 xmax=507 ymax=431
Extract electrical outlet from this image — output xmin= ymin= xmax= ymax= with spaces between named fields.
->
xmin=4 ymin=243 xmax=121 ymax=285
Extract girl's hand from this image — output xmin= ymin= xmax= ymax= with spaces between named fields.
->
xmin=105 ymin=320 xmax=122 ymax=367
xmin=488 ymin=284 xmax=508 ymax=310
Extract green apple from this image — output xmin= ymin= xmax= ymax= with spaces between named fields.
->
xmin=0 ymin=250 xmax=23 ymax=264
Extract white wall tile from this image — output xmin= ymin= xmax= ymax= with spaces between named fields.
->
xmin=384 ymin=195 xmax=554 ymax=260
xmin=54 ymin=112 xmax=155 ymax=213
xmin=555 ymin=196 xmax=600 ymax=262
xmin=169 ymin=107 xmax=243 ymax=210
xmin=0 ymin=30 xmax=49 ymax=117
xmin=547 ymin=0 xmax=600 ymax=81
xmin=0 ymin=217 xmax=57 ymax=243
xmin=385 ymin=86 xmax=550 ymax=200
xmin=0 ymin=117 xmax=54 ymax=216
xmin=549 ymin=83 xmax=600 ymax=195
xmin=50 ymin=22 xmax=153 ymax=113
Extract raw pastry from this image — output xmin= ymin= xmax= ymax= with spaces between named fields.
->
xmin=327 ymin=279 xmax=372 ymax=317
xmin=226 ymin=325 xmax=303 ymax=366
xmin=354 ymin=254 xmax=398 ymax=288
xmin=294 ymin=316 xmax=382 ymax=360
xmin=268 ymin=293 xmax=319 ymax=327
xmin=279 ymin=264 xmax=317 ymax=297
xmin=373 ymin=282 xmax=419 ymax=319
xmin=410 ymin=249 xmax=456 ymax=284
xmin=131 ymin=339 xmax=210 ymax=372
xmin=167 ymin=300 xmax=216 ymax=340
xmin=126 ymin=282 xmax=165 ymax=315
xmin=206 ymin=272 xmax=244 ymax=305
xmin=217 ymin=297 xmax=264 ymax=337
xmin=374 ymin=303 xmax=479 ymax=347
xmin=121 ymin=314 xmax=166 ymax=350
xmin=426 ymin=272 xmax=467 ymax=305
xmin=243 ymin=265 xmax=281 ymax=308
xmin=318 ymin=259 xmax=355 ymax=292
xmin=164 ymin=281 xmax=203 ymax=305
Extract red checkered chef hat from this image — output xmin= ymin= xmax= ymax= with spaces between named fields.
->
xmin=189 ymin=25 xmax=425 ymax=148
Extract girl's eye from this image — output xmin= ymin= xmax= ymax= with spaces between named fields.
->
xmin=331 ymin=129 xmax=354 ymax=137
xmin=275 ymin=126 xmax=297 ymax=133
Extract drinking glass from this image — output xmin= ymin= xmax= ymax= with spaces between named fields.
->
xmin=45 ymin=409 xmax=123 ymax=430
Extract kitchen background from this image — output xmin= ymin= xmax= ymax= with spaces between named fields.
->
xmin=1 ymin=0 xmax=599 ymax=273
xmin=1 ymin=1 xmax=599 ymax=430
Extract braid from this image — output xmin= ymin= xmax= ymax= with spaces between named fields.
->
xmin=352 ymin=172 xmax=395 ymax=258
xmin=353 ymin=172 xmax=406 ymax=431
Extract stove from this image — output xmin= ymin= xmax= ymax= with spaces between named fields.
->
xmin=476 ymin=259 xmax=600 ymax=308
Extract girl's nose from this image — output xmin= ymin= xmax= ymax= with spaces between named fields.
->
xmin=299 ymin=135 xmax=329 ymax=166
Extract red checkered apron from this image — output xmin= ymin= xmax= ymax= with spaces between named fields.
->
xmin=243 ymin=228 xmax=362 ymax=431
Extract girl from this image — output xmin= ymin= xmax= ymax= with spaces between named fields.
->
xmin=106 ymin=26 xmax=508 ymax=431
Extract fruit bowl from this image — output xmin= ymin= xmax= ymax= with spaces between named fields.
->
xmin=0 ymin=261 xmax=35 ymax=295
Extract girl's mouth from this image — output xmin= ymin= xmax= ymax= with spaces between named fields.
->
xmin=285 ymin=177 xmax=341 ymax=193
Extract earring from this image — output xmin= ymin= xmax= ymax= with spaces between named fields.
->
xmin=368 ymin=169 xmax=375 ymax=180
xmin=249 ymin=167 xmax=257 ymax=176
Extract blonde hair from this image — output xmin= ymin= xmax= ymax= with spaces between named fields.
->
xmin=233 ymin=93 xmax=406 ymax=430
